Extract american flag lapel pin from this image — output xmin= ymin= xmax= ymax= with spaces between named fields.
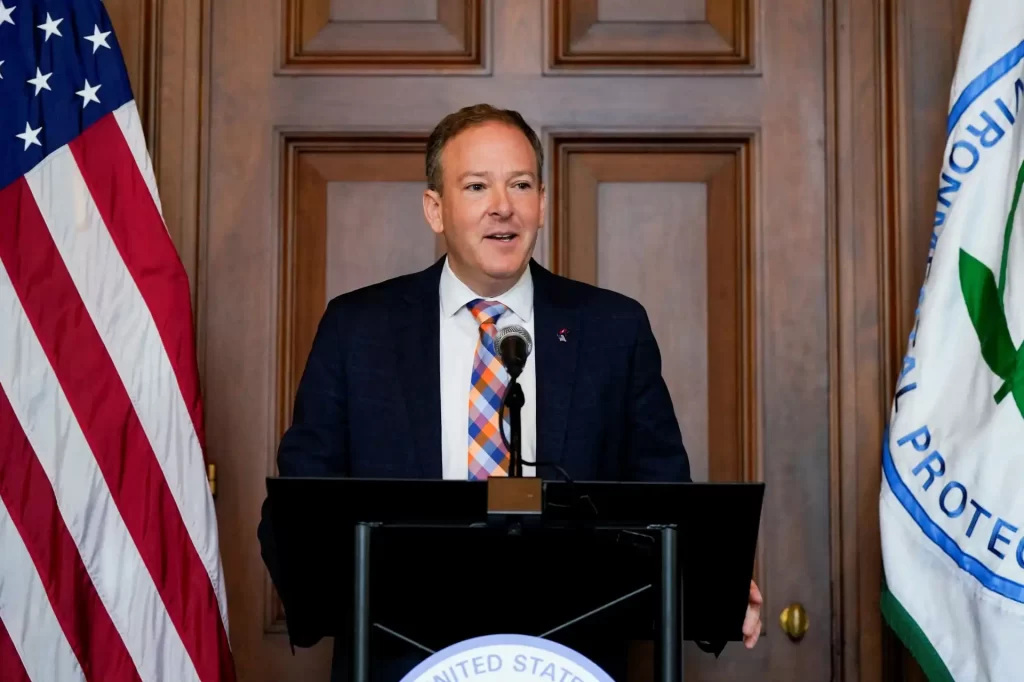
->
xmin=557 ymin=328 xmax=568 ymax=342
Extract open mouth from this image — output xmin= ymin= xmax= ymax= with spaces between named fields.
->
xmin=486 ymin=233 xmax=517 ymax=243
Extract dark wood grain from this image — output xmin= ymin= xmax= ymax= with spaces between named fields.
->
xmin=750 ymin=4 xmax=831 ymax=680
xmin=828 ymin=0 xmax=889 ymax=679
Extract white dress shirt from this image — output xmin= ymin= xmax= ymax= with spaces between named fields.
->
xmin=439 ymin=259 xmax=536 ymax=480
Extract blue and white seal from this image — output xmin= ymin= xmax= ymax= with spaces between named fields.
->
xmin=399 ymin=634 xmax=614 ymax=682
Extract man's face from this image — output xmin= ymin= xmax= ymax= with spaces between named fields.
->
xmin=423 ymin=121 xmax=545 ymax=296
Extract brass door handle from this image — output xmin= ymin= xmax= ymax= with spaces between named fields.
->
xmin=779 ymin=603 xmax=809 ymax=641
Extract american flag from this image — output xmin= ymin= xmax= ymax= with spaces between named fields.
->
xmin=0 ymin=1 xmax=235 ymax=681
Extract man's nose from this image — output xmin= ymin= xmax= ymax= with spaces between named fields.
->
xmin=489 ymin=187 xmax=513 ymax=218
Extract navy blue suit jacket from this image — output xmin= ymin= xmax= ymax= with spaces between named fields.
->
xmin=274 ymin=257 xmax=690 ymax=482
xmin=259 ymin=257 xmax=691 ymax=679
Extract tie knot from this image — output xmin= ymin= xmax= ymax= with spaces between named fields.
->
xmin=468 ymin=299 xmax=508 ymax=326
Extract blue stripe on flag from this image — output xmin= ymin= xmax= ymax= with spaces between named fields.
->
xmin=883 ymin=433 xmax=1024 ymax=603
xmin=947 ymin=39 xmax=1024 ymax=138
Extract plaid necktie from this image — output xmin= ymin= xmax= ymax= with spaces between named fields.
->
xmin=467 ymin=299 xmax=511 ymax=480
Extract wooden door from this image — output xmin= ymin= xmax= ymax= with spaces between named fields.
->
xmin=202 ymin=1 xmax=831 ymax=679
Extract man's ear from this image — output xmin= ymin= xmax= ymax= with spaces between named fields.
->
xmin=423 ymin=188 xmax=444 ymax=236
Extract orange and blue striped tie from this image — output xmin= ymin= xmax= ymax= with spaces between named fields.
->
xmin=467 ymin=299 xmax=511 ymax=479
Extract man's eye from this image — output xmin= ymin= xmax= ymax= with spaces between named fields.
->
xmin=466 ymin=183 xmax=485 ymax=191
xmin=513 ymin=182 xmax=532 ymax=190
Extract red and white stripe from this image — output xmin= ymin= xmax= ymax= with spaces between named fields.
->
xmin=0 ymin=494 xmax=84 ymax=682
xmin=0 ymin=102 xmax=235 ymax=681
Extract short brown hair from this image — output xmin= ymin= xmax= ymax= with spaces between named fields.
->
xmin=425 ymin=103 xmax=544 ymax=194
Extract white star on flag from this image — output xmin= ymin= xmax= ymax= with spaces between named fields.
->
xmin=84 ymin=24 xmax=110 ymax=53
xmin=16 ymin=122 xmax=42 ymax=150
xmin=0 ymin=61 xmax=4 ymax=80
xmin=76 ymin=80 xmax=102 ymax=108
xmin=27 ymin=67 xmax=52 ymax=96
xmin=37 ymin=12 xmax=62 ymax=40
xmin=0 ymin=1 xmax=14 ymax=27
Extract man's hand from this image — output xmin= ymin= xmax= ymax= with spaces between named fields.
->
xmin=742 ymin=580 xmax=762 ymax=648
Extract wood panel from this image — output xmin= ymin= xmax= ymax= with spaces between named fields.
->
xmin=282 ymin=0 xmax=486 ymax=72
xmin=598 ymin=181 xmax=712 ymax=477
xmin=546 ymin=0 xmax=754 ymax=71
xmin=553 ymin=138 xmax=754 ymax=487
xmin=277 ymin=135 xmax=442 ymax=477
xmin=554 ymin=138 xmax=766 ymax=680
xmin=273 ymin=135 xmax=441 ymax=630
xmin=597 ymin=0 xmax=706 ymax=22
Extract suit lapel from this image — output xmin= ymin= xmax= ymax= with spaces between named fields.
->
xmin=393 ymin=259 xmax=444 ymax=479
xmin=532 ymin=262 xmax=579 ymax=477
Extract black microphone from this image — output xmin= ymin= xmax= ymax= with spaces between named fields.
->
xmin=494 ymin=325 xmax=532 ymax=379
xmin=494 ymin=325 xmax=531 ymax=477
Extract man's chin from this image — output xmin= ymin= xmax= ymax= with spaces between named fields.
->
xmin=481 ymin=260 xmax=529 ymax=282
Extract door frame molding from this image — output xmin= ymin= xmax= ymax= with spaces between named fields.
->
xmin=828 ymin=0 xmax=894 ymax=678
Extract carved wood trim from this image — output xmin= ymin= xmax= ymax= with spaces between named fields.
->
xmin=829 ymin=0 xmax=887 ymax=678
xmin=545 ymin=0 xmax=756 ymax=73
xmin=279 ymin=0 xmax=487 ymax=74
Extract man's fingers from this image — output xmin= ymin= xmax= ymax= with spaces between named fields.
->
xmin=743 ymin=614 xmax=762 ymax=647
xmin=749 ymin=579 xmax=763 ymax=605
xmin=742 ymin=581 xmax=763 ymax=649
xmin=742 ymin=607 xmax=759 ymax=635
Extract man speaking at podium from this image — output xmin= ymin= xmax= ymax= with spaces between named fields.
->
xmin=259 ymin=104 xmax=761 ymax=680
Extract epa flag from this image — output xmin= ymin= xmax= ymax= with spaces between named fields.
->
xmin=880 ymin=1 xmax=1024 ymax=680
xmin=0 ymin=1 xmax=236 ymax=681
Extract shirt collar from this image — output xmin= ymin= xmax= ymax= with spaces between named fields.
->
xmin=439 ymin=257 xmax=534 ymax=323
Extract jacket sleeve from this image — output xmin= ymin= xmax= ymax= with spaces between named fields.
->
xmin=276 ymin=299 xmax=350 ymax=479
xmin=623 ymin=305 xmax=692 ymax=482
